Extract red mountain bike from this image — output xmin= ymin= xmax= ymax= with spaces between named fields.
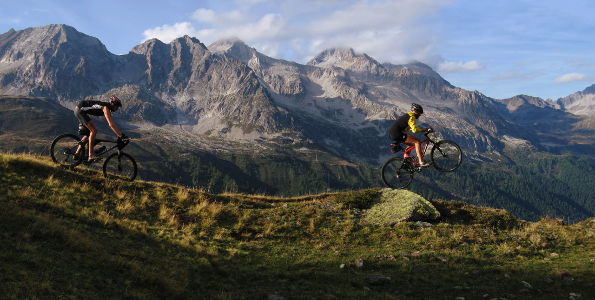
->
xmin=381 ymin=129 xmax=462 ymax=189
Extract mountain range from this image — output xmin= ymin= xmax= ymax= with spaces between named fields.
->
xmin=2 ymin=24 xmax=593 ymax=160
xmin=0 ymin=24 xmax=593 ymax=222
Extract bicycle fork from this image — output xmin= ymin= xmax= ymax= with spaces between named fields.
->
xmin=116 ymin=151 xmax=124 ymax=172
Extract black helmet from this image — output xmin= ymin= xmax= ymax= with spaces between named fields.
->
xmin=411 ymin=103 xmax=423 ymax=115
xmin=110 ymin=95 xmax=122 ymax=108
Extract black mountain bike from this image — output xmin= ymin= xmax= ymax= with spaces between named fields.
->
xmin=381 ymin=129 xmax=462 ymax=189
xmin=50 ymin=133 xmax=137 ymax=181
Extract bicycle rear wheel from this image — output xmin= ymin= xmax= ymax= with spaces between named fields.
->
xmin=103 ymin=152 xmax=137 ymax=181
xmin=431 ymin=140 xmax=462 ymax=172
xmin=381 ymin=157 xmax=414 ymax=189
xmin=50 ymin=134 xmax=83 ymax=168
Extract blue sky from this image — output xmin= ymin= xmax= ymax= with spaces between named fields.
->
xmin=1 ymin=0 xmax=594 ymax=100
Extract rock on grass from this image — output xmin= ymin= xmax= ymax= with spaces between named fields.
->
xmin=362 ymin=188 xmax=440 ymax=226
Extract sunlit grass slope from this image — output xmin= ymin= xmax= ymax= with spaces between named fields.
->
xmin=1 ymin=153 xmax=593 ymax=299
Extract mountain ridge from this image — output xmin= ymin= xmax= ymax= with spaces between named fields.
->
xmin=0 ymin=24 xmax=593 ymax=223
xmin=556 ymin=84 xmax=595 ymax=122
xmin=1 ymin=24 xmax=593 ymax=161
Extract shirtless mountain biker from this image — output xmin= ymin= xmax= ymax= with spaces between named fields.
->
xmin=73 ymin=95 xmax=126 ymax=162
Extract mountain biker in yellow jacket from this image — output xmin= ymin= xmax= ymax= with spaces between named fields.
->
xmin=389 ymin=103 xmax=431 ymax=167
xmin=73 ymin=95 xmax=126 ymax=162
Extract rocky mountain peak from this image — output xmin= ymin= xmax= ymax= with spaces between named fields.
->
xmin=1 ymin=24 xmax=108 ymax=59
xmin=582 ymin=83 xmax=595 ymax=94
xmin=171 ymin=35 xmax=208 ymax=50
xmin=556 ymin=84 xmax=595 ymax=117
xmin=0 ymin=24 xmax=114 ymax=99
xmin=131 ymin=38 xmax=168 ymax=55
xmin=307 ymin=48 xmax=382 ymax=73
xmin=500 ymin=94 xmax=558 ymax=112
xmin=0 ymin=28 xmax=16 ymax=41
xmin=388 ymin=62 xmax=444 ymax=80
xmin=39 ymin=24 xmax=106 ymax=51
xmin=209 ymin=38 xmax=257 ymax=63
xmin=46 ymin=24 xmax=82 ymax=41
xmin=308 ymin=48 xmax=356 ymax=64
xmin=132 ymin=36 xmax=209 ymax=63
xmin=209 ymin=38 xmax=249 ymax=52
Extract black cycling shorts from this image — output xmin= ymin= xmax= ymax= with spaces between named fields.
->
xmin=74 ymin=107 xmax=91 ymax=125
xmin=389 ymin=131 xmax=407 ymax=143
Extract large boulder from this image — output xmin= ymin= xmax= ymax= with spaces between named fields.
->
xmin=362 ymin=188 xmax=440 ymax=226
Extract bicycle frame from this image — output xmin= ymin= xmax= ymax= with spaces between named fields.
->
xmin=394 ymin=133 xmax=435 ymax=168
xmin=79 ymin=137 xmax=129 ymax=161
xmin=95 ymin=138 xmax=127 ymax=154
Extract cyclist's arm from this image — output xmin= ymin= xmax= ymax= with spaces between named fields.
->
xmin=407 ymin=112 xmax=425 ymax=133
xmin=103 ymin=106 xmax=123 ymax=138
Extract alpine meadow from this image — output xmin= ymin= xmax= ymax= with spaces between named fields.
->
xmin=0 ymin=24 xmax=593 ymax=299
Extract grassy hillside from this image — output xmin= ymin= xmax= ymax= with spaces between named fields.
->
xmin=0 ymin=117 xmax=593 ymax=224
xmin=1 ymin=153 xmax=594 ymax=299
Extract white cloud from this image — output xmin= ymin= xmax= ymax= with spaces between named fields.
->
xmin=224 ymin=10 xmax=245 ymax=23
xmin=192 ymin=9 xmax=245 ymax=25
xmin=252 ymin=42 xmax=280 ymax=58
xmin=142 ymin=0 xmax=448 ymax=64
xmin=297 ymin=0 xmax=446 ymax=64
xmin=142 ymin=22 xmax=198 ymax=43
xmin=192 ymin=9 xmax=217 ymax=24
xmin=554 ymin=72 xmax=585 ymax=83
xmin=438 ymin=60 xmax=483 ymax=73
xmin=308 ymin=0 xmax=442 ymax=35
xmin=191 ymin=13 xmax=286 ymax=45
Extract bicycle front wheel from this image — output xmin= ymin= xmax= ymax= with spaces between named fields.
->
xmin=103 ymin=152 xmax=137 ymax=181
xmin=50 ymin=134 xmax=83 ymax=168
xmin=431 ymin=140 xmax=462 ymax=172
xmin=381 ymin=157 xmax=414 ymax=189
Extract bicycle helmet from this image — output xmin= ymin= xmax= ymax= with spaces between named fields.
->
xmin=110 ymin=95 xmax=122 ymax=110
xmin=411 ymin=103 xmax=423 ymax=115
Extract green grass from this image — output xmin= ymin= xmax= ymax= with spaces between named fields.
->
xmin=1 ymin=153 xmax=594 ymax=299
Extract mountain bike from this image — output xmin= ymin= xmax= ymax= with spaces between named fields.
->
xmin=50 ymin=133 xmax=137 ymax=181
xmin=381 ymin=129 xmax=462 ymax=189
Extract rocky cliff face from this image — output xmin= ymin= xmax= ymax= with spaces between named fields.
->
xmin=0 ymin=24 xmax=114 ymax=99
xmin=0 ymin=24 xmax=593 ymax=162
xmin=130 ymin=36 xmax=293 ymax=135
xmin=558 ymin=84 xmax=595 ymax=115
xmin=0 ymin=25 xmax=293 ymax=139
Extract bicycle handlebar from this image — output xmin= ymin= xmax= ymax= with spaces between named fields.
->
xmin=423 ymin=128 xmax=434 ymax=137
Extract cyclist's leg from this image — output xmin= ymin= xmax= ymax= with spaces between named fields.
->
xmin=75 ymin=135 xmax=88 ymax=156
xmin=74 ymin=109 xmax=93 ymax=158
xmin=86 ymin=121 xmax=98 ymax=160
xmin=404 ymin=134 xmax=424 ymax=164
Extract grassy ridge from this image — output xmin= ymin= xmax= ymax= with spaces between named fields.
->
xmin=2 ymin=132 xmax=593 ymax=223
xmin=1 ymin=153 xmax=593 ymax=299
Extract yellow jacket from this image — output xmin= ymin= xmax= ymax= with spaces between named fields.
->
xmin=407 ymin=111 xmax=425 ymax=133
